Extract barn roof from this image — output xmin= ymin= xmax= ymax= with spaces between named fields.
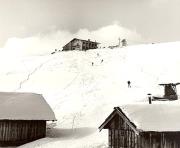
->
xmin=100 ymin=104 xmax=180 ymax=132
xmin=0 ymin=92 xmax=56 ymax=121
xmin=119 ymin=104 xmax=180 ymax=132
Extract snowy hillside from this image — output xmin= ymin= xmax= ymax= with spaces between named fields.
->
xmin=1 ymin=42 xmax=180 ymax=147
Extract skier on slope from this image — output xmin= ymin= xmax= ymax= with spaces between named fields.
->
xmin=127 ymin=81 xmax=131 ymax=88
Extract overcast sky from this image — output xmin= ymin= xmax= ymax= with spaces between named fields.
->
xmin=0 ymin=0 xmax=180 ymax=53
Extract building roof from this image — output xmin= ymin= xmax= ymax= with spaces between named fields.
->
xmin=0 ymin=92 xmax=56 ymax=121
xmin=63 ymin=38 xmax=100 ymax=48
xmin=72 ymin=38 xmax=99 ymax=43
xmin=100 ymin=104 xmax=180 ymax=132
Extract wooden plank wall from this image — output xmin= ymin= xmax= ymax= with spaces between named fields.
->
xmin=109 ymin=129 xmax=137 ymax=148
xmin=107 ymin=113 xmax=180 ymax=148
xmin=0 ymin=120 xmax=46 ymax=146
xmin=139 ymin=132 xmax=180 ymax=148
xmin=108 ymin=114 xmax=137 ymax=148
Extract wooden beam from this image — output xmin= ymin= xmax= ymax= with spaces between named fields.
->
xmin=149 ymin=133 xmax=152 ymax=148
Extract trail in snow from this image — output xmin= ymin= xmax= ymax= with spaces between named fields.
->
xmin=63 ymin=72 xmax=80 ymax=90
xmin=14 ymin=56 xmax=55 ymax=91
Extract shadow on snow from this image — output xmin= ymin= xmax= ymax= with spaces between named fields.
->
xmin=47 ymin=127 xmax=97 ymax=139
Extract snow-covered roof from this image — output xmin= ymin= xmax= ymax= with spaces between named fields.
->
xmin=119 ymin=104 xmax=180 ymax=132
xmin=0 ymin=92 xmax=56 ymax=120
xmin=63 ymin=38 xmax=100 ymax=47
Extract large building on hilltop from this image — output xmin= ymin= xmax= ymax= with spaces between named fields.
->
xmin=99 ymin=104 xmax=180 ymax=148
xmin=62 ymin=38 xmax=99 ymax=51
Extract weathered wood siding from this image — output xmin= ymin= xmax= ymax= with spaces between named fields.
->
xmin=106 ymin=113 xmax=180 ymax=148
xmin=107 ymin=114 xmax=137 ymax=148
xmin=0 ymin=120 xmax=46 ymax=146
xmin=139 ymin=132 xmax=180 ymax=148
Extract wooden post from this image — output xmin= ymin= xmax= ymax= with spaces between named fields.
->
xmin=148 ymin=94 xmax=152 ymax=104
xmin=161 ymin=133 xmax=165 ymax=148
xmin=150 ymin=133 xmax=152 ymax=148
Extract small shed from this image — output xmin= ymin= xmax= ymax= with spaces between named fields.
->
xmin=153 ymin=83 xmax=180 ymax=101
xmin=99 ymin=104 xmax=180 ymax=148
xmin=0 ymin=92 xmax=56 ymax=146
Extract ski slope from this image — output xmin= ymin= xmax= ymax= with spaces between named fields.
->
xmin=1 ymin=42 xmax=180 ymax=147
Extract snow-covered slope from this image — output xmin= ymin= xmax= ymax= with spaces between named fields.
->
xmin=1 ymin=42 xmax=180 ymax=147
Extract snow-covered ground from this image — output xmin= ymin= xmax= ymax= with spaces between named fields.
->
xmin=1 ymin=42 xmax=180 ymax=147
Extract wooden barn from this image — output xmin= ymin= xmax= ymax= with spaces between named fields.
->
xmin=62 ymin=38 xmax=99 ymax=51
xmin=0 ymin=92 xmax=56 ymax=146
xmin=99 ymin=104 xmax=180 ymax=148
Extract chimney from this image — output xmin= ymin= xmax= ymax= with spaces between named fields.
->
xmin=147 ymin=93 xmax=152 ymax=104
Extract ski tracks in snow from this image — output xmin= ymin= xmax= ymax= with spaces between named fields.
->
xmin=14 ymin=56 xmax=55 ymax=91
xmin=63 ymin=72 xmax=80 ymax=90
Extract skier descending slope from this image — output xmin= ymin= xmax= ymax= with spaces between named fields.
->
xmin=127 ymin=81 xmax=131 ymax=88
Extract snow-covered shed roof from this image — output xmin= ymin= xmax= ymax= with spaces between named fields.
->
xmin=0 ymin=92 xmax=56 ymax=121
xmin=100 ymin=104 xmax=180 ymax=132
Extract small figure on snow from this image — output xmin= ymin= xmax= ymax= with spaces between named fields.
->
xmin=92 ymin=62 xmax=94 ymax=66
xmin=127 ymin=81 xmax=131 ymax=88
xmin=101 ymin=59 xmax=104 ymax=63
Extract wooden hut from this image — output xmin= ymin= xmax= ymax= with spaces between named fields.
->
xmin=153 ymin=83 xmax=180 ymax=101
xmin=99 ymin=104 xmax=180 ymax=148
xmin=0 ymin=92 xmax=56 ymax=146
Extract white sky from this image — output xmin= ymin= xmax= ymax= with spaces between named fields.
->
xmin=0 ymin=0 xmax=180 ymax=54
